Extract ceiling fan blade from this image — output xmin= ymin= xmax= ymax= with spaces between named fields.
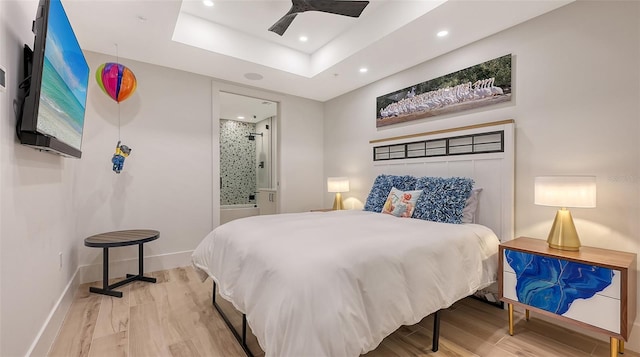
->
xmin=309 ymin=0 xmax=369 ymax=18
xmin=268 ymin=13 xmax=298 ymax=36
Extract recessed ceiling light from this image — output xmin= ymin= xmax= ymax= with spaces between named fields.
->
xmin=237 ymin=116 xmax=245 ymax=120
xmin=437 ymin=30 xmax=449 ymax=37
xmin=299 ymin=36 xmax=308 ymax=42
xmin=359 ymin=67 xmax=368 ymax=73
xmin=244 ymin=72 xmax=263 ymax=81
xmin=203 ymin=0 xmax=214 ymax=7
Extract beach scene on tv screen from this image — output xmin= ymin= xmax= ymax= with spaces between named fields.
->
xmin=36 ymin=0 xmax=89 ymax=151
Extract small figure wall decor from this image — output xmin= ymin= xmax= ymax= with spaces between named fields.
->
xmin=96 ymin=45 xmax=138 ymax=174
xmin=112 ymin=140 xmax=131 ymax=174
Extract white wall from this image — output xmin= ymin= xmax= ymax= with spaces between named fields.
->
xmin=76 ymin=52 xmax=325 ymax=273
xmin=75 ymin=53 xmax=326 ymax=273
xmin=0 ymin=3 xmax=325 ymax=355
xmin=76 ymin=51 xmax=215 ymax=270
xmin=278 ymin=95 xmax=324 ymax=212
xmin=324 ymin=0 xmax=640 ymax=348
xmin=1 ymin=1 xmax=80 ymax=356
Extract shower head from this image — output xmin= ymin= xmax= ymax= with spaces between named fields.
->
xmin=246 ymin=132 xmax=263 ymax=141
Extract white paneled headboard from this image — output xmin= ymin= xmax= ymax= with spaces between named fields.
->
xmin=370 ymin=120 xmax=515 ymax=242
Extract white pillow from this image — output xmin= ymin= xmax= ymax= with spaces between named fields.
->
xmin=462 ymin=188 xmax=482 ymax=223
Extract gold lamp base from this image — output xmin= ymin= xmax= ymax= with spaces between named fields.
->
xmin=332 ymin=192 xmax=344 ymax=210
xmin=547 ymin=208 xmax=581 ymax=251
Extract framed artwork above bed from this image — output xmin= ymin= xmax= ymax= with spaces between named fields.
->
xmin=376 ymin=54 xmax=512 ymax=127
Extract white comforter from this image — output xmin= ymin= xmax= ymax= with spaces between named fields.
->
xmin=192 ymin=210 xmax=499 ymax=357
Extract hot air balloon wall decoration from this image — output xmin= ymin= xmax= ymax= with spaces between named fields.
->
xmin=95 ymin=61 xmax=137 ymax=174
xmin=96 ymin=62 xmax=137 ymax=103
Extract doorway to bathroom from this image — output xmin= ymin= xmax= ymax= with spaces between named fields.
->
xmin=219 ymin=92 xmax=278 ymax=224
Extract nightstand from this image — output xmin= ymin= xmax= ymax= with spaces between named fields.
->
xmin=499 ymin=237 xmax=637 ymax=356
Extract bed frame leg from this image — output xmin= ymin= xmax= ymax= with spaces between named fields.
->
xmin=212 ymin=282 xmax=216 ymax=304
xmin=210 ymin=281 xmax=254 ymax=357
xmin=242 ymin=314 xmax=248 ymax=348
xmin=432 ymin=310 xmax=440 ymax=352
xmin=212 ymin=280 xmax=441 ymax=356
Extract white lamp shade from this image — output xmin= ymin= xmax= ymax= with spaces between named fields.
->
xmin=534 ymin=176 xmax=596 ymax=208
xmin=327 ymin=177 xmax=350 ymax=193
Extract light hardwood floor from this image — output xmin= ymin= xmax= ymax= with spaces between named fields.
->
xmin=49 ymin=267 xmax=639 ymax=357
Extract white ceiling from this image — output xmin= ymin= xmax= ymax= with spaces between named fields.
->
xmin=64 ymin=0 xmax=573 ymax=103
xmin=219 ymin=92 xmax=277 ymax=122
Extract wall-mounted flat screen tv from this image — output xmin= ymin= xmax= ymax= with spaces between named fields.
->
xmin=18 ymin=0 xmax=89 ymax=158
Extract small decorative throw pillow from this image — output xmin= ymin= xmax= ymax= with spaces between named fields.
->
xmin=381 ymin=187 xmax=423 ymax=218
xmin=364 ymin=174 xmax=417 ymax=212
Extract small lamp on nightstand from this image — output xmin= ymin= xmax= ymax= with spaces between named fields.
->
xmin=534 ymin=176 xmax=596 ymax=251
xmin=327 ymin=177 xmax=349 ymax=210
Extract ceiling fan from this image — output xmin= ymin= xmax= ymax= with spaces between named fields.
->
xmin=269 ymin=0 xmax=370 ymax=36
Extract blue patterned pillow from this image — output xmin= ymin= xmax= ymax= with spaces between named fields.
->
xmin=364 ymin=175 xmax=417 ymax=212
xmin=389 ymin=175 xmax=417 ymax=191
xmin=412 ymin=177 xmax=474 ymax=224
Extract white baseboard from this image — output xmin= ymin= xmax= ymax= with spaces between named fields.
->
xmin=79 ymin=250 xmax=194 ymax=284
xmin=27 ymin=250 xmax=194 ymax=357
xmin=27 ymin=268 xmax=81 ymax=357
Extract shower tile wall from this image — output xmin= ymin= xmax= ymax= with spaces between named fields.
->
xmin=220 ymin=119 xmax=256 ymax=205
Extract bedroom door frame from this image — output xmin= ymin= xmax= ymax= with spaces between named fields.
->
xmin=216 ymin=90 xmax=279 ymax=225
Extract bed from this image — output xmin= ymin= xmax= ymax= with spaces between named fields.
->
xmin=192 ymin=120 xmax=515 ymax=356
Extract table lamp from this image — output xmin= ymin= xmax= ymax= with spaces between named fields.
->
xmin=327 ymin=177 xmax=349 ymax=210
xmin=534 ymin=176 xmax=596 ymax=251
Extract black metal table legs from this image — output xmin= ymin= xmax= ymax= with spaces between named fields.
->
xmin=89 ymin=243 xmax=157 ymax=298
